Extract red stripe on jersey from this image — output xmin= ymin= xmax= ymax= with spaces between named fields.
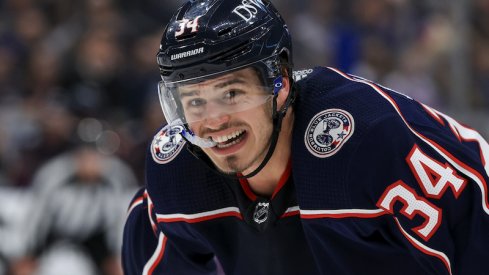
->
xmin=238 ymin=158 xmax=292 ymax=201
xmin=157 ymin=207 xmax=243 ymax=224
xmin=280 ymin=206 xmax=300 ymax=218
xmin=421 ymin=103 xmax=445 ymax=126
xmin=149 ymin=236 xmax=167 ymax=275
xmin=272 ymin=158 xmax=292 ymax=199
xmin=238 ymin=177 xmax=258 ymax=201
xmin=281 ymin=210 xmax=300 ymax=218
xmin=394 ymin=218 xmax=452 ymax=275
xmin=300 ymin=209 xmax=388 ymax=219
xmin=157 ymin=212 xmax=243 ymax=223
xmin=127 ymin=196 xmax=144 ymax=214
xmin=145 ymin=191 xmax=158 ymax=235
xmin=144 ymin=233 xmax=168 ymax=275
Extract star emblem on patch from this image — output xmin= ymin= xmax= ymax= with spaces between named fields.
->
xmin=151 ymin=125 xmax=186 ymax=164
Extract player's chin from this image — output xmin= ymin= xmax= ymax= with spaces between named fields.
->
xmin=216 ymin=167 xmax=238 ymax=176
xmin=214 ymin=156 xmax=249 ymax=175
xmin=211 ymin=163 xmax=238 ymax=176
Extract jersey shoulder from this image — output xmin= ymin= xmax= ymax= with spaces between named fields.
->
xmin=291 ymin=67 xmax=430 ymax=209
xmin=292 ymin=66 xmax=412 ymax=160
xmin=292 ymin=67 xmax=489 ymax=212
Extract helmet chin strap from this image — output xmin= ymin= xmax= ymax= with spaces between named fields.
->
xmin=184 ymin=77 xmax=296 ymax=180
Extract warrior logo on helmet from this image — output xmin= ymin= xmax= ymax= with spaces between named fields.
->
xmin=305 ymin=109 xmax=355 ymax=158
xmin=151 ymin=125 xmax=186 ymax=164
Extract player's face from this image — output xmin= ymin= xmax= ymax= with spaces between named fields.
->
xmin=180 ymin=68 xmax=274 ymax=174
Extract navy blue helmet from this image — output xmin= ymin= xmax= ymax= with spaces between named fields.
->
xmin=157 ymin=0 xmax=293 ymax=85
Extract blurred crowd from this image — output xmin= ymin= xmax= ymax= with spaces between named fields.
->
xmin=285 ymin=0 xmax=489 ymax=112
xmin=0 ymin=0 xmax=488 ymax=274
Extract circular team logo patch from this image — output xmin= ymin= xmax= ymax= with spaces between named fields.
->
xmin=151 ymin=125 xmax=186 ymax=164
xmin=304 ymin=109 xmax=355 ymax=158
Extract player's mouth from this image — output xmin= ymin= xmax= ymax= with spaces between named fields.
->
xmin=210 ymin=129 xmax=248 ymax=154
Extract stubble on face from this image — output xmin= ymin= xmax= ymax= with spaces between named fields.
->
xmin=222 ymin=132 xmax=272 ymax=173
xmin=200 ymin=105 xmax=274 ymax=175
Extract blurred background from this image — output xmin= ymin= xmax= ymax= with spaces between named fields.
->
xmin=0 ymin=0 xmax=488 ymax=274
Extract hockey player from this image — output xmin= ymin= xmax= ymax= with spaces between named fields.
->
xmin=122 ymin=0 xmax=489 ymax=274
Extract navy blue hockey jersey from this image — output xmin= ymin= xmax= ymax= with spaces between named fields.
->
xmin=122 ymin=67 xmax=489 ymax=275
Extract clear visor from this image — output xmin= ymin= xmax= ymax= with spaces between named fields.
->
xmin=158 ymin=67 xmax=275 ymax=126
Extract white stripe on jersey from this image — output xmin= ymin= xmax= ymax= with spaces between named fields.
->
xmin=301 ymin=208 xmax=385 ymax=216
xmin=125 ymin=196 xmax=144 ymax=220
xmin=284 ymin=206 xmax=300 ymax=214
xmin=143 ymin=232 xmax=167 ymax=275
xmin=145 ymin=190 xmax=157 ymax=233
xmin=156 ymin=207 xmax=241 ymax=221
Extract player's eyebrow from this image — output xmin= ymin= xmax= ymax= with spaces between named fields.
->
xmin=214 ymin=78 xmax=246 ymax=89
xmin=180 ymin=90 xmax=200 ymax=98
xmin=180 ymin=78 xmax=246 ymax=98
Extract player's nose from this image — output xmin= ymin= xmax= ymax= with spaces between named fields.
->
xmin=203 ymin=106 xmax=231 ymax=130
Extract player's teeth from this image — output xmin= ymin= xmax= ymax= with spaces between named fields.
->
xmin=215 ymin=130 xmax=244 ymax=143
xmin=217 ymin=139 xmax=239 ymax=148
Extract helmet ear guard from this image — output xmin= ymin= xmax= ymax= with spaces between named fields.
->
xmin=273 ymin=76 xmax=284 ymax=96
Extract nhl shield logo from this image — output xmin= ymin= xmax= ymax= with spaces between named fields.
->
xmin=253 ymin=202 xmax=270 ymax=224
xmin=304 ymin=109 xmax=355 ymax=158
xmin=151 ymin=125 xmax=186 ymax=164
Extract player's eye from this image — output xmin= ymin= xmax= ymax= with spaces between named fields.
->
xmin=188 ymin=98 xmax=206 ymax=107
xmin=222 ymin=89 xmax=242 ymax=104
